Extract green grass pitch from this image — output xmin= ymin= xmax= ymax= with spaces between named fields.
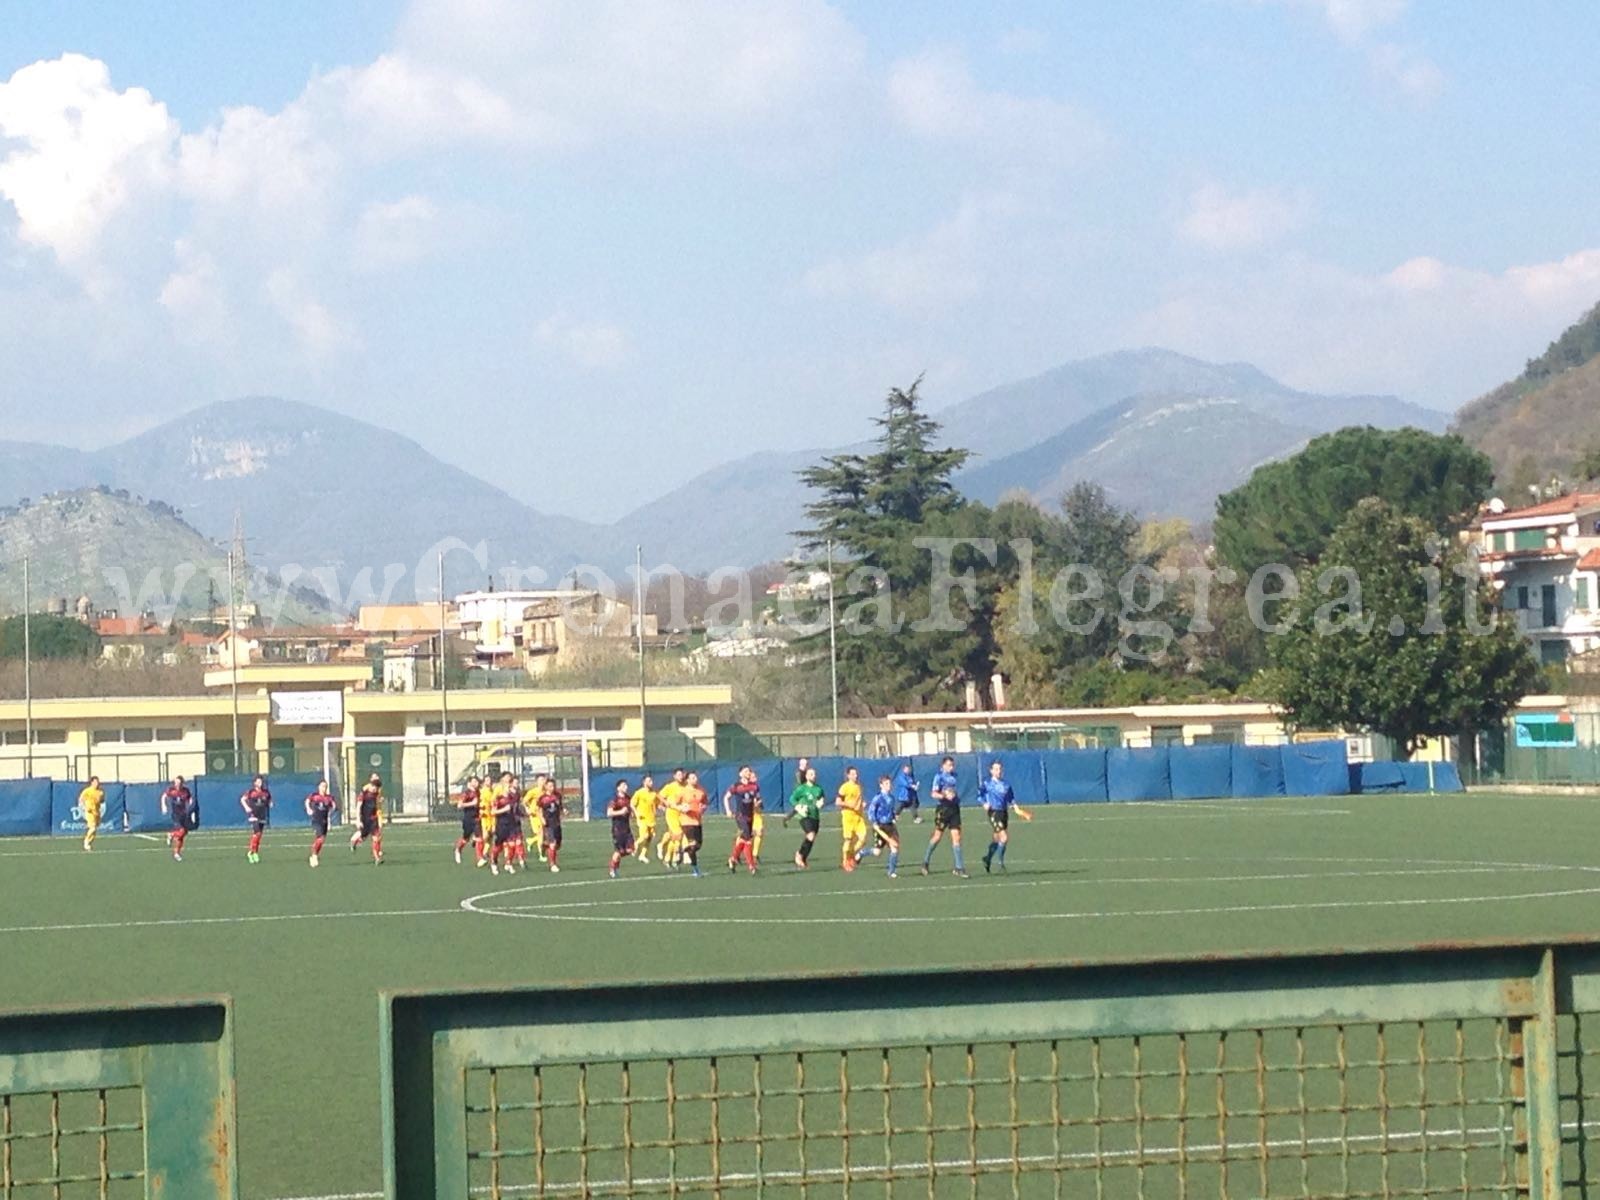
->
xmin=4 ymin=791 xmax=1600 ymax=1198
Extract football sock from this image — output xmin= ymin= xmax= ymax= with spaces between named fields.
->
xmin=998 ymin=841 xmax=1007 ymax=864
xmin=752 ymin=834 xmax=763 ymax=860
xmin=953 ymin=845 xmax=966 ymax=871
xmin=986 ymin=841 xmax=998 ymax=861
xmin=799 ymin=838 xmax=814 ymax=863
xmin=372 ymin=835 xmax=382 ymax=860
xmin=312 ymin=835 xmax=325 ymax=855
xmin=923 ymin=844 xmax=936 ymax=867
xmin=249 ymin=832 xmax=262 ymax=854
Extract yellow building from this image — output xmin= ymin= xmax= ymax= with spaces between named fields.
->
xmin=0 ymin=663 xmax=730 ymax=815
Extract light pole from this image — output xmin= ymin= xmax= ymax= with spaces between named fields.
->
xmin=826 ymin=539 xmax=839 ymax=753
xmin=635 ymin=545 xmax=646 ymax=767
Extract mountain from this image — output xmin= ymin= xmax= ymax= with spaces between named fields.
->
xmin=71 ymin=399 xmax=612 ymax=600
xmin=0 ymin=351 xmax=1446 ymax=586
xmin=1452 ymin=300 xmax=1600 ymax=489
xmin=958 ymin=393 xmax=1315 ymax=519
xmin=0 ymin=489 xmax=336 ymax=623
xmin=614 ymin=349 xmax=1447 ymax=565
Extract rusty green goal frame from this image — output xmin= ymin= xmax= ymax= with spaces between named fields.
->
xmin=0 ymin=998 xmax=236 ymax=1198
xmin=380 ymin=938 xmax=1600 ymax=1199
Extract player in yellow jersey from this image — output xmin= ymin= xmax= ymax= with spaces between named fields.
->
xmin=476 ymin=774 xmax=499 ymax=867
xmin=631 ymin=774 xmax=659 ymax=863
xmin=656 ymin=768 xmax=687 ymax=868
xmin=79 ymin=775 xmax=105 ymax=852
xmin=834 ymin=765 xmax=867 ymax=871
xmin=524 ymin=774 xmax=546 ymax=864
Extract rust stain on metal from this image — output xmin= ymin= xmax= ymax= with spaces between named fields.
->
xmin=211 ymin=1094 xmax=232 ymax=1195
xmin=1503 ymin=979 xmax=1534 ymax=1008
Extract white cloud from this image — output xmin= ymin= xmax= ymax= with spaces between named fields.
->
xmin=1254 ymin=0 xmax=1442 ymax=101
xmin=352 ymin=195 xmax=440 ymax=270
xmin=1131 ymin=247 xmax=1600 ymax=407
xmin=804 ymin=194 xmax=1018 ymax=314
xmin=1178 ymin=183 xmax=1311 ymax=252
xmin=265 ymin=269 xmax=357 ymax=357
xmin=887 ymin=47 xmax=1101 ymax=167
xmin=393 ymin=0 xmax=865 ymax=144
xmin=535 ymin=314 xmax=631 ymax=370
xmin=0 ymin=54 xmax=176 ymax=265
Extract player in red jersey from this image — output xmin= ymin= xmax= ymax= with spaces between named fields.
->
xmin=349 ymin=774 xmax=385 ymax=864
xmin=160 ymin=776 xmax=196 ymax=861
xmin=454 ymin=776 xmax=482 ymax=865
xmin=723 ymin=765 xmax=762 ymax=874
xmin=536 ymin=777 xmax=565 ymax=872
xmin=305 ymin=779 xmax=337 ymax=867
xmin=606 ymin=780 xmax=635 ymax=878
xmin=241 ymin=776 xmax=272 ymax=864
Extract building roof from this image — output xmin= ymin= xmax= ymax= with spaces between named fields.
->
xmin=1485 ymin=492 xmax=1600 ymax=524
xmin=356 ymin=604 xmax=459 ymax=634
xmin=94 ymin=617 xmax=166 ymax=638
xmin=1580 ymin=549 xmax=1600 ymax=571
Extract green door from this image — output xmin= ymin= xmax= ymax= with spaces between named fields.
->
xmin=205 ymin=738 xmax=243 ymax=774
xmin=267 ymin=737 xmax=296 ymax=775
xmin=358 ymin=742 xmax=401 ymax=814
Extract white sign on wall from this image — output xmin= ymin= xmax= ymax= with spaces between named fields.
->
xmin=270 ymin=690 xmax=344 ymax=726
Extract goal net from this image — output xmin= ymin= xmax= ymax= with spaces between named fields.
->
xmin=321 ymin=734 xmax=593 ymax=823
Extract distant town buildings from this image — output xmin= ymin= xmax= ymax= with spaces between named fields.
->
xmin=1476 ymin=492 xmax=1600 ymax=665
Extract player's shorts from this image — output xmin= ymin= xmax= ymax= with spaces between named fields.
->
xmin=988 ymin=808 xmax=1010 ymax=834
xmin=934 ymin=802 xmax=962 ymax=832
xmin=636 ymin=817 xmax=656 ymax=840
xmin=542 ymin=822 xmax=563 ymax=849
xmin=799 ymin=816 xmax=820 ymax=836
xmin=612 ymin=823 xmax=635 ymax=854
xmin=248 ymin=816 xmax=268 ymax=833
xmin=683 ymin=825 xmax=704 ymax=850
xmin=360 ymin=813 xmax=381 ymax=838
xmin=734 ymin=813 xmax=755 ymax=841
xmin=310 ymin=813 xmax=330 ymax=837
xmin=840 ymin=814 xmax=867 ymax=842
xmin=874 ymin=821 xmax=898 ymax=845
xmin=460 ymin=810 xmax=479 ymax=839
xmin=83 ymin=806 xmax=102 ymax=828
xmin=494 ymin=816 xmax=517 ymax=845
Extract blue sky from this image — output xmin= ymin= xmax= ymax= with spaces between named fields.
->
xmin=1 ymin=1 xmax=1597 ymax=521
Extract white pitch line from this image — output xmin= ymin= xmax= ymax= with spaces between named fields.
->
xmin=0 ymin=906 xmax=464 ymax=936
xmin=493 ymin=864 xmax=1576 ymax=916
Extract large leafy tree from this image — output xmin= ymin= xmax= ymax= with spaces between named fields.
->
xmin=1268 ymin=498 xmax=1540 ymax=752
xmin=0 ymin=615 xmax=102 ymax=660
xmin=1214 ymin=426 xmax=1494 ymax=578
xmin=797 ymin=381 xmax=979 ymax=710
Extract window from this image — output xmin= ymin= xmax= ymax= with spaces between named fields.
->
xmin=423 ymin=721 xmax=443 ymax=737
xmin=122 ymin=728 xmax=154 ymax=744
xmin=535 ymin=717 xmax=564 ymax=734
xmin=91 ymin=729 xmax=120 ymax=746
xmin=34 ymin=729 xmax=65 ymax=745
xmin=1581 ymin=577 xmax=1594 ymax=612
xmin=155 ymin=728 xmax=184 ymax=743
xmin=1 ymin=730 xmax=25 ymax=746
xmin=1150 ymin=725 xmax=1185 ymax=747
xmin=1517 ymin=586 xmax=1530 ymax=610
xmin=483 ymin=719 xmax=513 ymax=735
xmin=1515 ymin=528 xmax=1551 ymax=551
xmin=453 ymin=720 xmax=485 ymax=737
xmin=593 ymin=716 xmax=623 ymax=733
xmin=565 ymin=716 xmax=596 ymax=732
xmin=1540 ymin=639 xmax=1569 ymax=666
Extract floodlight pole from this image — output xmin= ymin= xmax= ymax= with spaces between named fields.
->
xmin=635 ymin=544 xmax=647 ymax=768
xmin=227 ymin=547 xmax=241 ymax=772
xmin=22 ymin=555 xmax=32 ymax=777
xmin=438 ymin=550 xmax=450 ymax=793
xmin=827 ymin=539 xmax=839 ymax=753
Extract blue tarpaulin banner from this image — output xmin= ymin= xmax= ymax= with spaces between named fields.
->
xmin=0 ymin=779 xmax=52 ymax=837
xmin=1281 ymin=740 xmax=1351 ymax=796
xmin=1230 ymin=745 xmax=1285 ymax=797
xmin=1107 ymin=747 xmax=1172 ymax=802
xmin=51 ymin=780 xmax=126 ymax=837
xmin=1169 ymin=744 xmax=1234 ymax=800
xmin=1037 ymin=750 xmax=1109 ymax=803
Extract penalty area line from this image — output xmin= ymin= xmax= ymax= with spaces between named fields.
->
xmin=0 ymin=906 xmax=464 ymax=936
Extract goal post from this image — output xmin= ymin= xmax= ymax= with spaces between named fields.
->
xmin=320 ymin=734 xmax=592 ymax=823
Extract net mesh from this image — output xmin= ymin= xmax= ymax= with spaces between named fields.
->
xmin=0 ymin=1085 xmax=145 ymax=1198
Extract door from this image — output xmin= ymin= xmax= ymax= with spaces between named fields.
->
xmin=267 ymin=737 xmax=296 ymax=775
xmin=1542 ymin=584 xmax=1558 ymax=628
xmin=358 ymin=742 xmax=401 ymax=815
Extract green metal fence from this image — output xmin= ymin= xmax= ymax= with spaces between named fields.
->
xmin=0 ymin=998 xmax=236 ymax=1198
xmin=380 ymin=939 xmax=1600 ymax=1199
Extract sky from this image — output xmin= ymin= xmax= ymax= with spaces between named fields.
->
xmin=1 ymin=1 xmax=1598 ymax=522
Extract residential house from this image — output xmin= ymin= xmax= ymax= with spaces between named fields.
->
xmin=1476 ymin=492 xmax=1600 ymax=665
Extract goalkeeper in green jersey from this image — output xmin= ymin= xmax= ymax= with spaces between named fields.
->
xmin=784 ymin=765 xmax=826 ymax=869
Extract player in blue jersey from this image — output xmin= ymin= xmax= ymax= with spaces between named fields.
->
xmin=892 ymin=761 xmax=921 ymax=823
xmin=979 ymin=760 xmax=1033 ymax=873
xmin=919 ymin=756 xmax=969 ymax=878
xmin=864 ymin=776 xmax=900 ymax=878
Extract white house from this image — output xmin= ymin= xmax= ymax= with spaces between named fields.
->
xmin=1477 ymin=492 xmax=1600 ymax=665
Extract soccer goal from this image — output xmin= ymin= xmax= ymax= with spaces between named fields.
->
xmin=320 ymin=734 xmax=592 ymax=823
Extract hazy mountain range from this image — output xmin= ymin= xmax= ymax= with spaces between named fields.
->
xmin=0 ymin=348 xmax=1446 ymax=606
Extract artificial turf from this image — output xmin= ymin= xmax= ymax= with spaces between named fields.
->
xmin=3 ymin=790 xmax=1600 ymax=1198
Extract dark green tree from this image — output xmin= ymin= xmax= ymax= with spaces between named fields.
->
xmin=1214 ymin=426 xmax=1494 ymax=578
xmin=1268 ymin=498 xmax=1540 ymax=753
xmin=0 ymin=615 xmax=102 ymax=660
